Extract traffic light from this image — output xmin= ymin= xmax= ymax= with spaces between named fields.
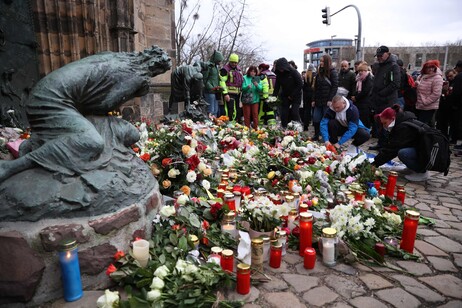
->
xmin=322 ymin=7 xmax=331 ymax=25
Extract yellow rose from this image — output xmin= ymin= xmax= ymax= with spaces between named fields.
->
xmin=180 ymin=185 xmax=191 ymax=196
xmin=267 ymin=171 xmax=275 ymax=180
xmin=150 ymin=164 xmax=161 ymax=176
xmin=162 ymin=179 xmax=171 ymax=189
xmin=203 ymin=168 xmax=212 ymax=176
xmin=182 ymin=145 xmax=191 ymax=156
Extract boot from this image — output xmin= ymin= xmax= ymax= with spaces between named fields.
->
xmin=312 ymin=123 xmax=320 ymax=141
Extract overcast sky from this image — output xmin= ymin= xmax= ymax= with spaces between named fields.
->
xmin=189 ymin=0 xmax=462 ymax=68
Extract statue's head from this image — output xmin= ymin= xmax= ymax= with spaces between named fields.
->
xmin=140 ymin=46 xmax=172 ymax=77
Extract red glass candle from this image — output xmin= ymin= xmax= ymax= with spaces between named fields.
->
xmin=354 ymin=190 xmax=365 ymax=202
xmin=241 ymin=186 xmax=251 ymax=196
xmin=269 ymin=244 xmax=282 ymax=268
xmin=379 ymin=186 xmax=386 ymax=196
xmin=385 ymin=171 xmax=398 ymax=198
xmin=217 ymin=189 xmax=225 ymax=200
xmin=373 ymin=180 xmax=381 ymax=190
xmin=400 ymin=210 xmax=420 ymax=253
xmin=236 ymin=263 xmax=251 ymax=295
xmin=299 ymin=203 xmax=308 ymax=213
xmin=232 ymin=185 xmax=242 ymax=193
xmin=218 ymin=183 xmax=227 ymax=191
xmin=396 ymin=189 xmax=406 ymax=204
xmin=303 ymin=247 xmax=316 ymax=269
xmin=224 ymin=193 xmax=236 ymax=211
xmin=374 ymin=243 xmax=386 ymax=258
xmin=220 ymin=249 xmax=234 ymax=272
xmin=299 ymin=212 xmax=313 ymax=256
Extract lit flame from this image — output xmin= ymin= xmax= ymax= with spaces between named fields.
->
xmin=66 ymin=251 xmax=71 ymax=259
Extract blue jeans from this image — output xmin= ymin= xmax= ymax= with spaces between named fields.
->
xmin=313 ymin=105 xmax=329 ymax=124
xmin=398 ymin=147 xmax=425 ymax=172
xmin=204 ymin=93 xmax=218 ymax=116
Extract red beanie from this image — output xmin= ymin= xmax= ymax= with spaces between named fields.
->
xmin=376 ymin=107 xmax=396 ymax=120
xmin=258 ymin=63 xmax=270 ymax=71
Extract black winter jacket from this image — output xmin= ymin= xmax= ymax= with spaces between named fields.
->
xmin=273 ymin=58 xmax=303 ymax=102
xmin=371 ymin=56 xmax=401 ymax=113
xmin=354 ymin=74 xmax=374 ymax=108
xmin=313 ymin=68 xmax=338 ymax=107
xmin=372 ymin=111 xmax=419 ymax=167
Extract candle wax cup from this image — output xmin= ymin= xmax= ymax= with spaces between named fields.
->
xmin=58 ymin=249 xmax=83 ymax=302
xmin=303 ymin=248 xmax=316 ymax=269
xmin=133 ymin=239 xmax=150 ymax=267
xmin=322 ymin=241 xmax=336 ymax=266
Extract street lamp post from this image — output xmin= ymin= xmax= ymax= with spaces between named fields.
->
xmin=330 ymin=35 xmax=336 ymax=56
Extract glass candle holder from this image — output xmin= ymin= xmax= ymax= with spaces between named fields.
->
xmin=251 ymin=238 xmax=264 ymax=272
xmin=277 ymin=230 xmax=287 ymax=256
xmin=58 ymin=239 xmax=83 ymax=302
xmin=269 ymin=244 xmax=282 ymax=268
xmin=374 ymin=243 xmax=386 ymax=258
xmin=373 ymin=180 xmax=381 ymax=190
xmin=299 ymin=203 xmax=308 ymax=213
xmin=221 ymin=211 xmax=237 ymax=238
xmin=299 ymin=212 xmax=313 ymax=256
xmin=400 ymin=210 xmax=420 ymax=253
xmin=211 ymin=246 xmax=223 ymax=256
xmin=220 ymin=249 xmax=234 ymax=272
xmin=385 ymin=171 xmax=398 ymax=198
xmin=285 ymin=195 xmax=295 ymax=209
xmin=132 ymin=239 xmax=150 ymax=267
xmin=321 ymin=228 xmax=338 ymax=267
xmin=233 ymin=191 xmax=242 ymax=211
xmin=217 ymin=188 xmax=225 ymax=200
xmin=292 ymin=192 xmax=300 ymax=210
xmin=262 ymin=236 xmax=271 ymax=262
xmin=379 ymin=186 xmax=386 ymax=196
xmin=241 ymin=186 xmax=251 ymax=196
xmin=236 ymin=263 xmax=251 ymax=295
xmin=189 ymin=234 xmax=199 ymax=250
xmin=224 ymin=193 xmax=236 ymax=211
xmin=303 ymin=247 xmax=316 ymax=269
xmin=396 ymin=188 xmax=406 ymax=204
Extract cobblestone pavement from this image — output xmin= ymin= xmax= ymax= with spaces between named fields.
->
xmin=49 ymin=138 xmax=462 ymax=308
xmin=226 ymin=138 xmax=462 ymax=308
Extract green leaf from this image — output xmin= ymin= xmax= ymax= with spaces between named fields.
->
xmin=159 ymin=254 xmax=166 ymax=264
xmin=169 ymin=233 xmax=178 ymax=245
xmin=178 ymin=236 xmax=188 ymax=251
xmin=135 ymin=277 xmax=152 ymax=288
xmin=189 ymin=213 xmax=201 ymax=228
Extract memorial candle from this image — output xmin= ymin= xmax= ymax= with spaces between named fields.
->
xmin=224 ymin=193 xmax=236 ymax=211
xmin=400 ymin=210 xmax=420 ymax=253
xmin=321 ymin=228 xmax=337 ymax=267
xmin=299 ymin=212 xmax=313 ymax=256
xmin=236 ymin=263 xmax=251 ymax=295
xmin=132 ymin=239 xmax=150 ymax=267
xmin=269 ymin=244 xmax=282 ymax=268
xmin=220 ymin=249 xmax=234 ymax=272
xmin=58 ymin=239 xmax=83 ymax=302
xmin=396 ymin=189 xmax=406 ymax=204
xmin=288 ymin=209 xmax=298 ymax=232
xmin=385 ymin=171 xmax=398 ymax=198
xmin=303 ymin=247 xmax=316 ymax=269
xmin=374 ymin=180 xmax=381 ymax=190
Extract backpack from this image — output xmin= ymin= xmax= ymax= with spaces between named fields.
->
xmin=404 ymin=120 xmax=451 ymax=175
xmin=403 ymin=73 xmax=417 ymax=107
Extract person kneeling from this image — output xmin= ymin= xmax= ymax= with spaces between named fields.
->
xmin=320 ymin=95 xmax=370 ymax=153
xmin=371 ymin=104 xmax=429 ymax=181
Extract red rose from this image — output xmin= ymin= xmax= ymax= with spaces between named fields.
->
xmin=283 ymin=157 xmax=290 ymax=165
xmin=106 ymin=264 xmax=117 ymax=276
xmin=325 ymin=166 xmax=331 ymax=174
xmin=292 ymin=226 xmax=300 ymax=237
xmin=140 ymin=153 xmax=150 ymax=162
xmin=210 ymin=202 xmax=223 ymax=219
xmin=196 ymin=141 xmax=208 ymax=154
xmin=307 ymin=157 xmax=316 ymax=164
xmin=202 ymin=220 xmax=210 ymax=230
xmin=162 ymin=158 xmax=172 ymax=167
xmin=182 ymin=123 xmax=193 ymax=134
xmin=113 ymin=251 xmax=125 ymax=261
xmin=186 ymin=155 xmax=200 ymax=170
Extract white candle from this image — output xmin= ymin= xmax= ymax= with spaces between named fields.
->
xmin=288 ymin=216 xmax=296 ymax=232
xmin=221 ymin=223 xmax=237 ymax=238
xmin=133 ymin=239 xmax=150 ymax=267
xmin=322 ymin=241 xmax=335 ymax=265
xmin=234 ymin=192 xmax=241 ymax=212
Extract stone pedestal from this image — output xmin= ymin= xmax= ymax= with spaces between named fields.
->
xmin=0 ymin=186 xmax=161 ymax=306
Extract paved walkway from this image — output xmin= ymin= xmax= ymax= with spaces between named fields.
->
xmin=228 ymin=139 xmax=462 ymax=308
xmin=49 ymin=138 xmax=462 ymax=308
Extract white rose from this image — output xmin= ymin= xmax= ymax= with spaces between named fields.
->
xmin=186 ymin=170 xmax=197 ymax=183
xmin=168 ymin=168 xmax=180 ymax=178
xmin=154 ymin=265 xmax=170 ymax=279
xmin=96 ymin=290 xmax=119 ymax=308
xmin=202 ymin=179 xmax=211 ymax=190
xmin=175 ymin=259 xmax=188 ymax=273
xmin=198 ymin=162 xmax=207 ymax=172
xmin=160 ymin=205 xmax=176 ymax=218
xmin=190 ymin=139 xmax=198 ymax=148
xmin=146 ymin=289 xmax=162 ymax=301
xmin=177 ymin=194 xmax=189 ymax=205
xmin=150 ymin=277 xmax=165 ymax=290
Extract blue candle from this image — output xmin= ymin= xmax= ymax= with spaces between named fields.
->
xmin=58 ymin=239 xmax=83 ymax=302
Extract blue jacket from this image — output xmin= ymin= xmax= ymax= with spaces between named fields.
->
xmin=320 ymin=98 xmax=369 ymax=145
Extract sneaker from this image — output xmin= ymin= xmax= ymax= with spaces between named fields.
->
xmin=368 ymin=144 xmax=382 ymax=151
xmin=405 ymin=171 xmax=429 ymax=182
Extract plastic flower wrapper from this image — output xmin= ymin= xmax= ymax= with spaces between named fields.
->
xmin=96 ymin=290 xmax=119 ymax=308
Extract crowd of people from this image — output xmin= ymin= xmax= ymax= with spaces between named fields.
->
xmin=169 ymin=47 xmax=462 ymax=181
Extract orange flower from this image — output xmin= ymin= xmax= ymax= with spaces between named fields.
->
xmin=162 ymin=179 xmax=171 ymax=189
xmin=113 ymin=251 xmax=125 ymax=261
xmin=203 ymin=168 xmax=212 ymax=176
xmin=182 ymin=145 xmax=191 ymax=156
xmin=106 ymin=264 xmax=117 ymax=276
xmin=288 ymin=179 xmax=299 ymax=192
xmin=294 ymin=164 xmax=301 ymax=171
xmin=132 ymin=147 xmax=140 ymax=153
xmin=180 ymin=185 xmax=191 ymax=196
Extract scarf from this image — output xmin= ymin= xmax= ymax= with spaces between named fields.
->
xmin=356 ymin=71 xmax=369 ymax=93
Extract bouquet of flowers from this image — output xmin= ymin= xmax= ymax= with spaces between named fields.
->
xmin=239 ymin=196 xmax=289 ymax=232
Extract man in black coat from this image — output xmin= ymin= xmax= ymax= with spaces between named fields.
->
xmin=338 ymin=60 xmax=356 ymax=99
xmin=273 ymin=57 xmax=303 ymax=128
xmin=369 ymin=46 xmax=401 ymax=150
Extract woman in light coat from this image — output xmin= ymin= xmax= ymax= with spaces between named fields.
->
xmin=415 ymin=59 xmax=444 ymax=126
